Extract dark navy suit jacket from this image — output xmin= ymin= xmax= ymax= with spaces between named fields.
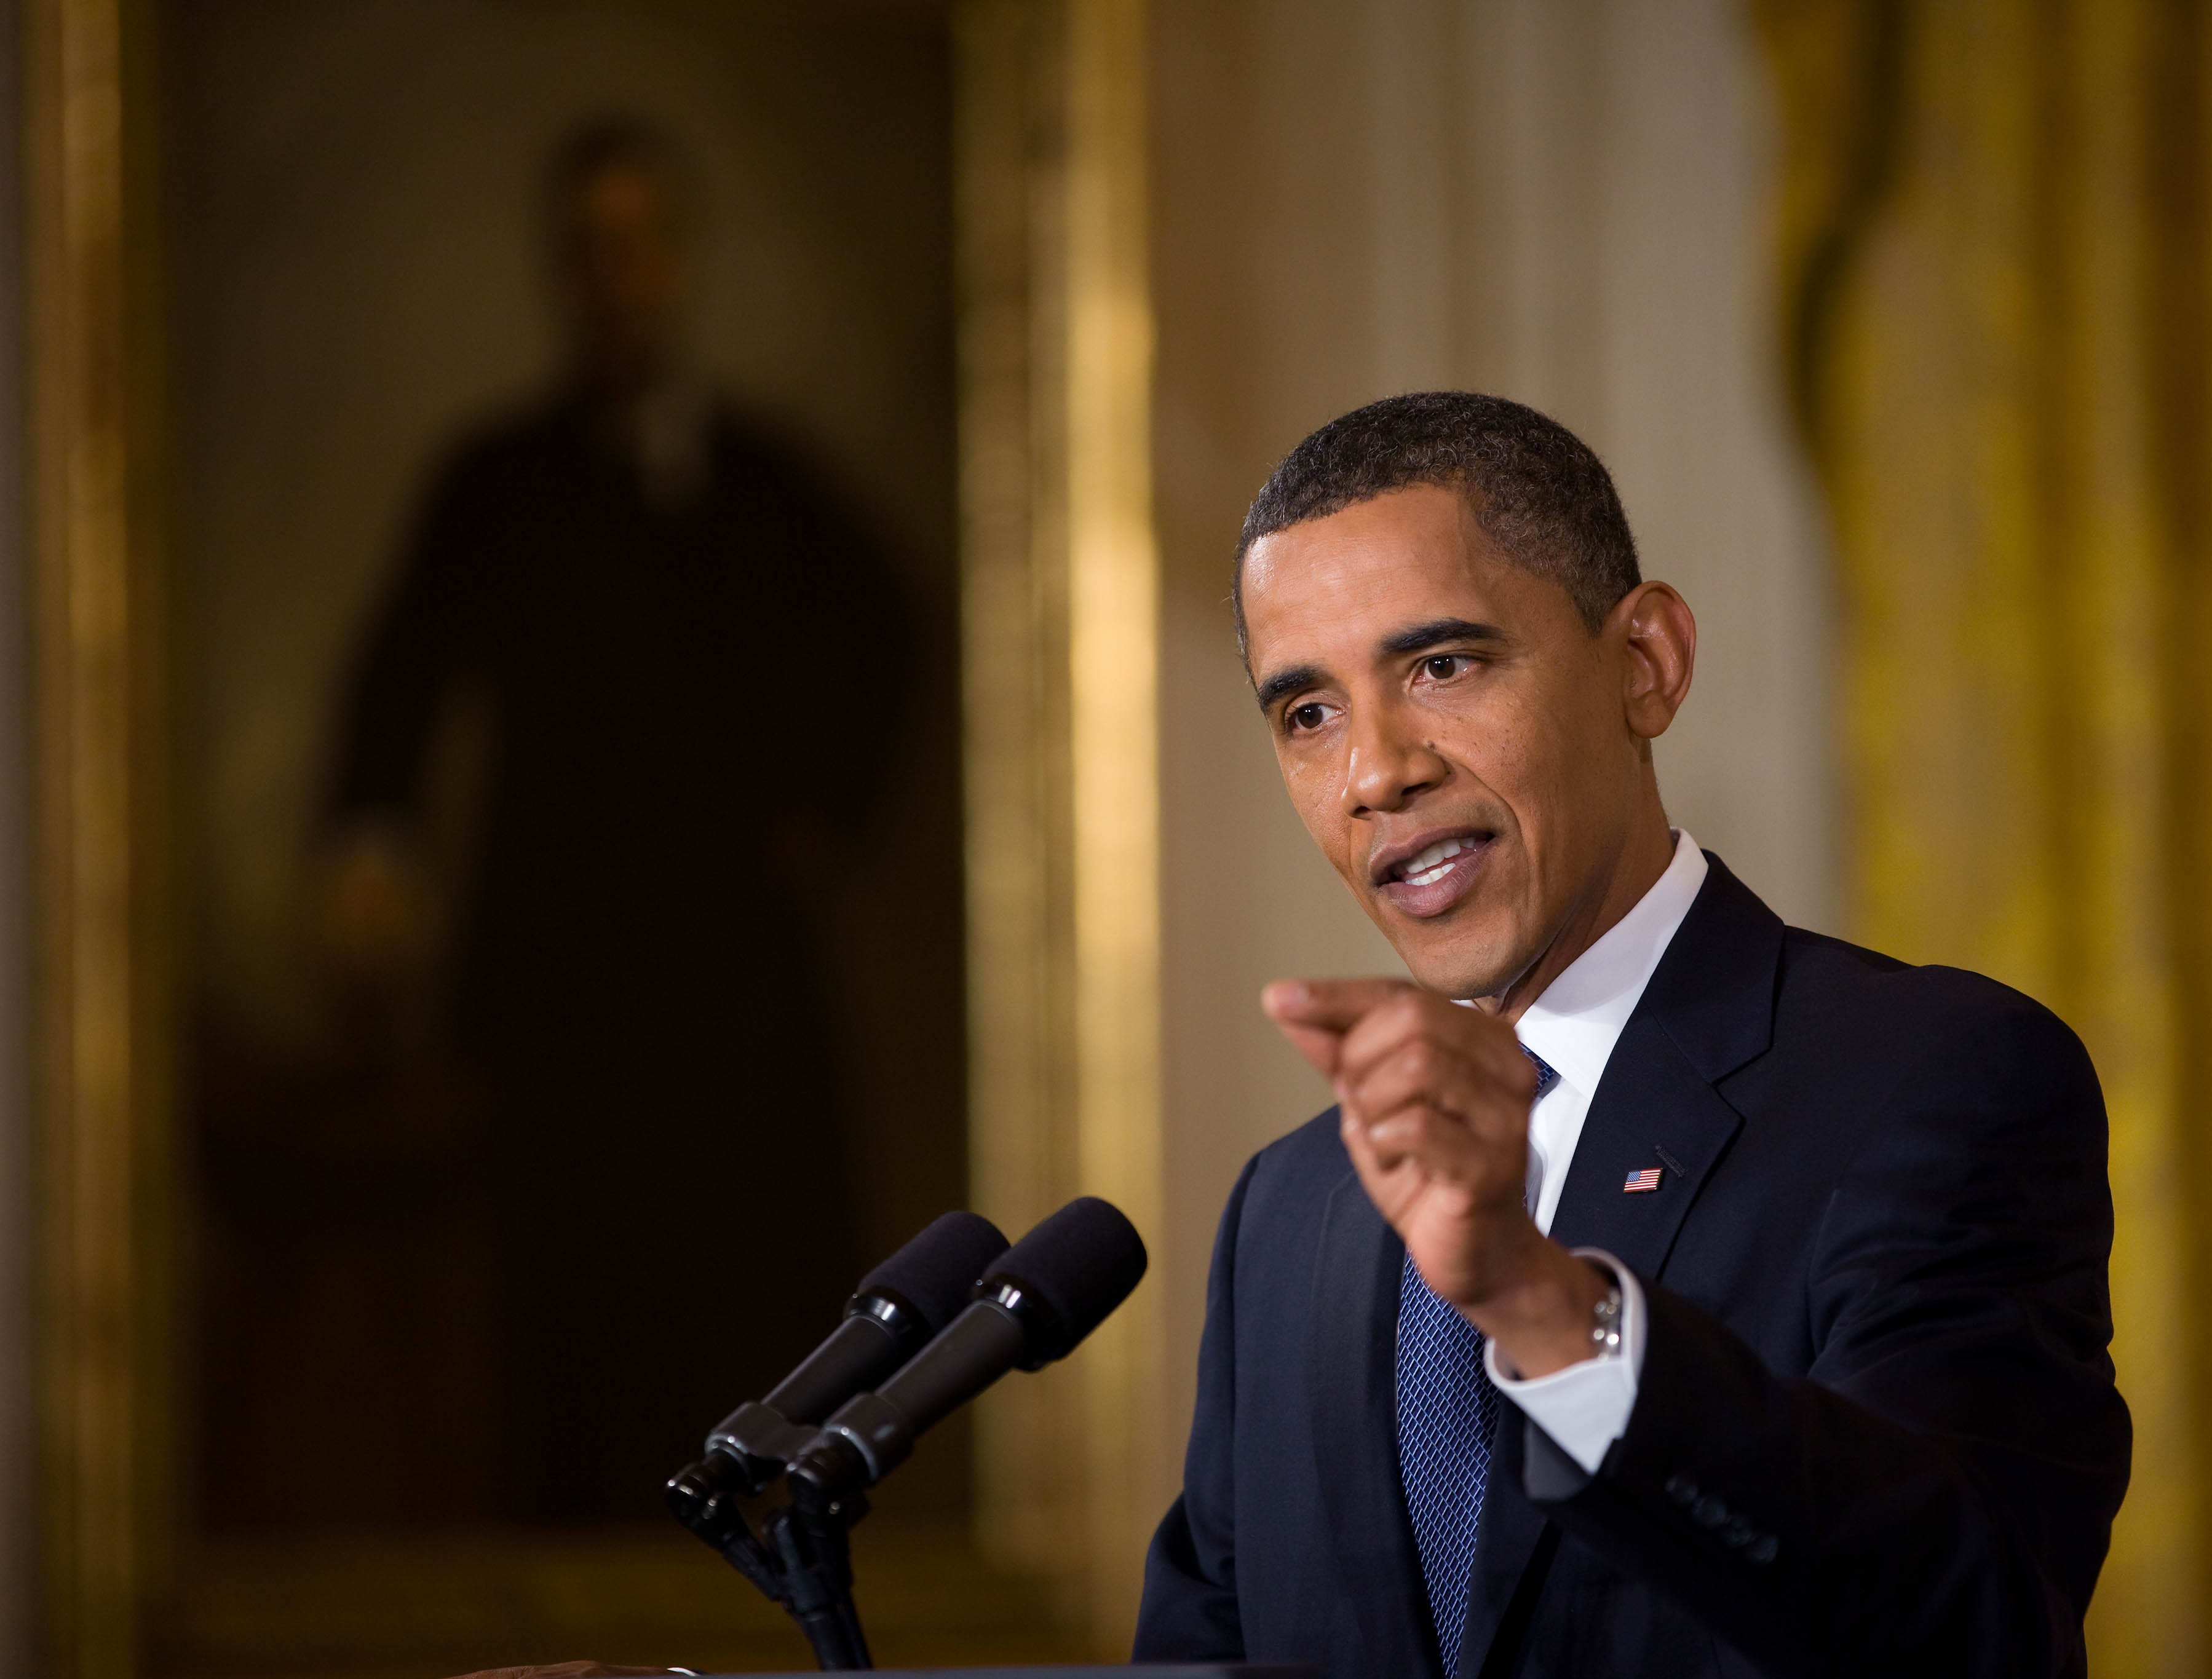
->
xmin=1134 ymin=855 xmax=2131 ymax=1678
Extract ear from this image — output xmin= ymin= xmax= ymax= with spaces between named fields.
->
xmin=1611 ymin=581 xmax=1696 ymax=740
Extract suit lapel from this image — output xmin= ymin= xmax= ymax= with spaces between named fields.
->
xmin=1458 ymin=856 xmax=1783 ymax=1672
xmin=1453 ymin=1021 xmax=1742 ymax=1678
xmin=1550 ymin=853 xmax=1781 ymax=1273
xmin=1454 ymin=1032 xmax=1745 ymax=1679
xmin=1309 ymin=1159 xmax=1437 ymax=1678
xmin=1546 ymin=1014 xmax=1745 ymax=1274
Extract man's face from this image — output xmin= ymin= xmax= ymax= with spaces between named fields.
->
xmin=559 ymin=160 xmax=689 ymax=386
xmin=1242 ymin=483 xmax=1660 ymax=1000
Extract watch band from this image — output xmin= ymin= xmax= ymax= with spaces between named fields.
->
xmin=1589 ymin=1277 xmax=1624 ymax=1358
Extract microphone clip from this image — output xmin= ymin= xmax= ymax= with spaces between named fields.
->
xmin=667 ymin=1440 xmax=874 ymax=1670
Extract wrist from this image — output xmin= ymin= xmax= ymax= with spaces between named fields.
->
xmin=1464 ymin=1238 xmax=1614 ymax=1379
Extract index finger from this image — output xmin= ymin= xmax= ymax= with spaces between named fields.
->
xmin=1261 ymin=976 xmax=1420 ymax=1032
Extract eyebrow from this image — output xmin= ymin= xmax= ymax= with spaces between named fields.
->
xmin=1252 ymin=617 xmax=1509 ymax=715
xmin=1253 ymin=663 xmax=1323 ymax=713
xmin=1379 ymin=616 xmax=1510 ymax=656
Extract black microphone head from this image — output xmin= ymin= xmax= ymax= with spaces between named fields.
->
xmin=979 ymin=1196 xmax=1148 ymax=1365
xmin=852 ymin=1210 xmax=1010 ymax=1333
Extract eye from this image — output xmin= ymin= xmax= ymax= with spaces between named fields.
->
xmin=1419 ymin=654 xmax=1472 ymax=682
xmin=1286 ymin=701 xmax=1330 ymax=733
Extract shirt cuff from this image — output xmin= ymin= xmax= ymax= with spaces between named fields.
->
xmin=1482 ymin=1247 xmax=1645 ymax=1475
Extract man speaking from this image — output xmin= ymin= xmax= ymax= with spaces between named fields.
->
xmin=1133 ymin=393 xmax=2131 ymax=1677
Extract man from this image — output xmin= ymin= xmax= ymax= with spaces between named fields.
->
xmin=1133 ymin=393 xmax=2130 ymax=1677
xmin=321 ymin=120 xmax=898 ymax=1517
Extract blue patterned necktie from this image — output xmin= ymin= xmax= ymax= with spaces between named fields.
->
xmin=1394 ymin=1047 xmax=1559 ymax=1675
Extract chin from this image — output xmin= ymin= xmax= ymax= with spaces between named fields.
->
xmin=1395 ymin=937 xmax=1516 ymax=1003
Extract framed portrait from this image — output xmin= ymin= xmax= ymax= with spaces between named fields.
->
xmin=23 ymin=0 xmax=1163 ymax=1672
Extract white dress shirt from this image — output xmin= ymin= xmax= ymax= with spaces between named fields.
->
xmin=1480 ymin=829 xmax=1708 ymax=1473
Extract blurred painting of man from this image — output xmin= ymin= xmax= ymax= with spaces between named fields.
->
xmin=319 ymin=120 xmax=900 ymax=1519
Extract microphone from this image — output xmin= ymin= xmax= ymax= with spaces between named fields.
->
xmin=667 ymin=1209 xmax=1009 ymax=1528
xmin=786 ymin=1196 xmax=1148 ymax=1507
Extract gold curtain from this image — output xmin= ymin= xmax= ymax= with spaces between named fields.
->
xmin=1756 ymin=1 xmax=2212 ymax=1672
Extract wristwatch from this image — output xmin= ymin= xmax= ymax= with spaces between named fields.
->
xmin=1588 ymin=1274 xmax=1624 ymax=1359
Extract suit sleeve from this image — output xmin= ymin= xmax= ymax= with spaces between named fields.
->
xmin=1132 ymin=1154 xmax=1258 ymax=1662
xmin=726 ymin=430 xmax=915 ymax=801
xmin=1523 ymin=987 xmax=2131 ymax=1679
xmin=328 ymin=457 xmax=493 ymax=821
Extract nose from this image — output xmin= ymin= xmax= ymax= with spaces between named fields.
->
xmin=1340 ymin=704 xmax=1448 ymax=818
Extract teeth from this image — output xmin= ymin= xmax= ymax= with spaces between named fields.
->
xmin=1400 ymin=836 xmax=1471 ymax=887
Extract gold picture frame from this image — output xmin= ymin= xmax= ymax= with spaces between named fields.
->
xmin=23 ymin=0 xmax=1166 ymax=1672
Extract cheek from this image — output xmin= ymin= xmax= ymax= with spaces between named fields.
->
xmin=1428 ymin=684 xmax=1579 ymax=851
xmin=1510 ymin=682 xmax=1631 ymax=844
xmin=1276 ymin=747 xmax=1358 ymax=856
xmin=1431 ymin=684 xmax=1543 ymax=792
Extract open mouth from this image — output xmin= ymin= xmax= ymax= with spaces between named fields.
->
xmin=1396 ymin=836 xmax=1476 ymax=887
xmin=1372 ymin=829 xmax=1494 ymax=917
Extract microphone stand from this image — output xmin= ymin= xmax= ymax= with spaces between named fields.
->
xmin=667 ymin=1447 xmax=874 ymax=1670
xmin=764 ymin=1490 xmax=871 ymax=1669
xmin=667 ymin=1198 xmax=1146 ymax=1669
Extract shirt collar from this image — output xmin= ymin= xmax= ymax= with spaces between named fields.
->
xmin=1513 ymin=830 xmax=1708 ymax=1100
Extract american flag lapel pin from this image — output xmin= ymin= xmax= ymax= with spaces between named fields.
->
xmin=1622 ymin=1166 xmax=1663 ymax=1194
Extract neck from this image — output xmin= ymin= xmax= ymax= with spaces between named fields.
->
xmin=1483 ymin=797 xmax=1677 ymax=1024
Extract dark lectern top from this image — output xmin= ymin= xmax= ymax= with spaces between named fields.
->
xmin=696 ymin=1669 xmax=1315 ymax=1677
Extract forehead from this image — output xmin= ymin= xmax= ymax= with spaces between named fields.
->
xmin=1242 ymin=484 xmax=1519 ymax=656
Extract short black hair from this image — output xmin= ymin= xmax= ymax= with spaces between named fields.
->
xmin=1232 ymin=392 xmax=1640 ymax=649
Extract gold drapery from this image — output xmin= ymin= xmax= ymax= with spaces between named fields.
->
xmin=1757 ymin=1 xmax=2212 ymax=1671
